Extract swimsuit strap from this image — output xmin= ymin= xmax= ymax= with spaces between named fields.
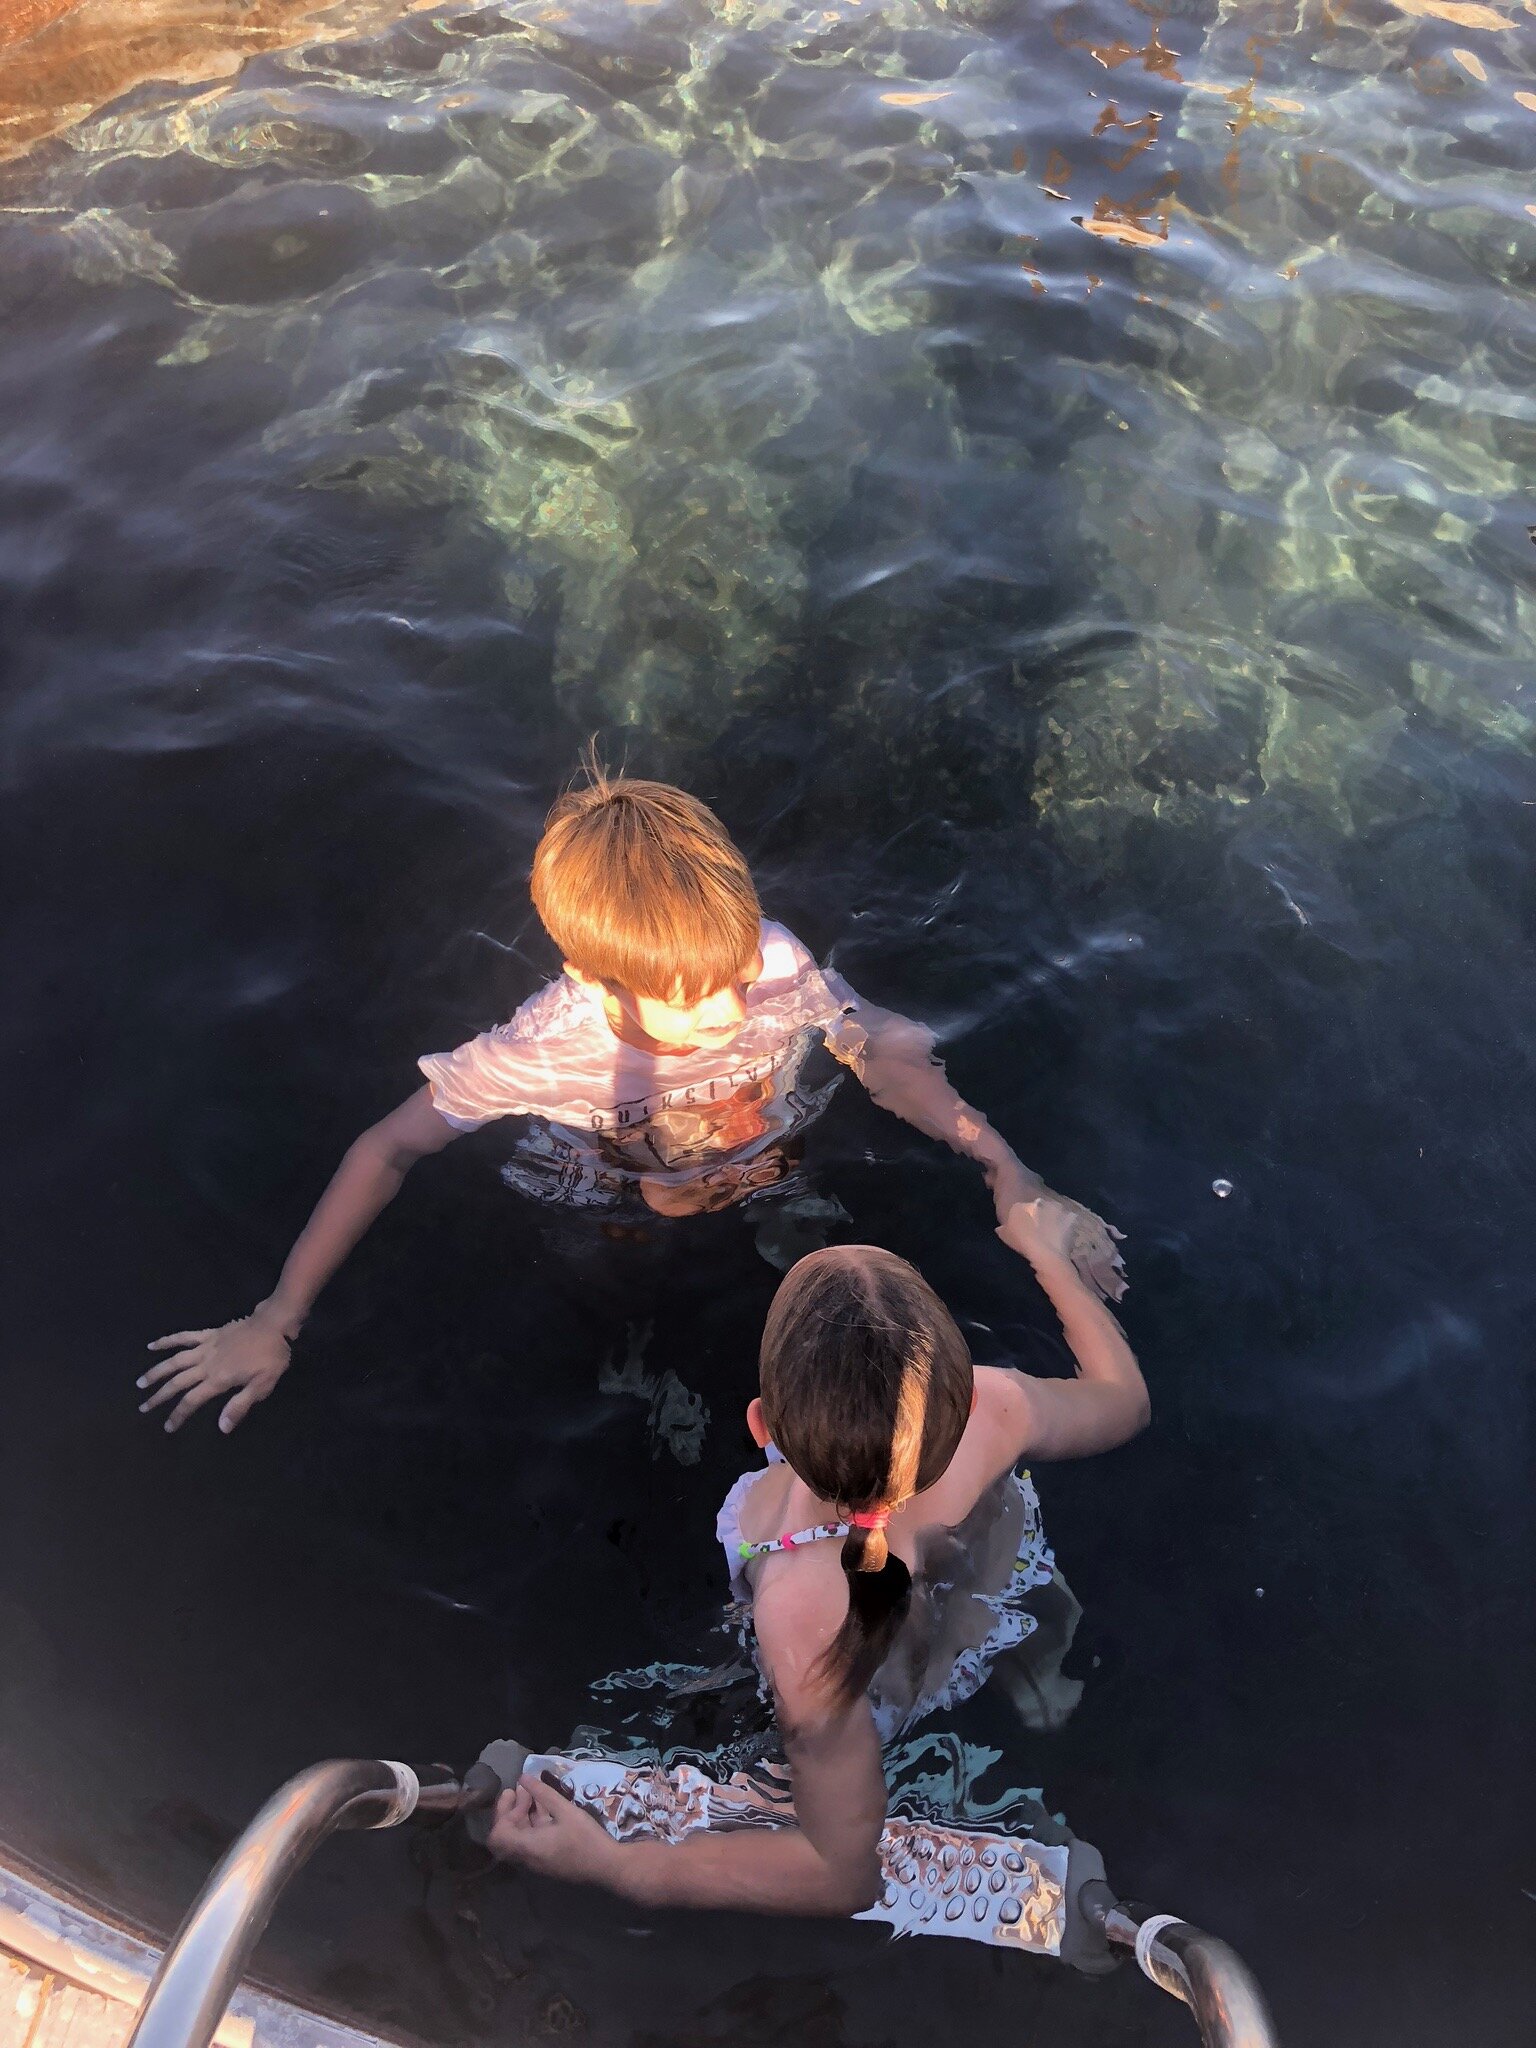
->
xmin=737 ymin=1518 xmax=848 ymax=1562
xmin=737 ymin=1468 xmax=1041 ymax=1565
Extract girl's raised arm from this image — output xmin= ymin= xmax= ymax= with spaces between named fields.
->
xmin=992 ymin=1175 xmax=1150 ymax=1462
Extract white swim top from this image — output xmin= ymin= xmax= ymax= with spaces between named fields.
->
xmin=418 ymin=920 xmax=863 ymax=1209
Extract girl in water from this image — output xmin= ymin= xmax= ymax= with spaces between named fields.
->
xmin=478 ymin=1178 xmax=1148 ymax=1941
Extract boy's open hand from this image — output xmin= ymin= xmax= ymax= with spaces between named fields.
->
xmin=138 ymin=1312 xmax=292 ymax=1435
xmin=486 ymin=1772 xmax=617 ymax=1886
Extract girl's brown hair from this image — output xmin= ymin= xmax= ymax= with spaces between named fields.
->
xmin=759 ymin=1246 xmax=974 ymax=1706
xmin=531 ymin=768 xmax=761 ymax=1004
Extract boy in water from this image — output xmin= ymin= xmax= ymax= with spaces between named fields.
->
xmin=139 ymin=775 xmax=1123 ymax=1435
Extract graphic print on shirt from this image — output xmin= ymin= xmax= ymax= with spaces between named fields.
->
xmin=503 ymin=1027 xmax=843 ymax=1209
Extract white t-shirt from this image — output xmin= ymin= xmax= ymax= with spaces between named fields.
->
xmin=418 ymin=921 xmax=863 ymax=1210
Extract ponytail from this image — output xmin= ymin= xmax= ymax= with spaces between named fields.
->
xmin=819 ymin=1524 xmax=913 ymax=1706
xmin=762 ymin=1266 xmax=954 ymax=1707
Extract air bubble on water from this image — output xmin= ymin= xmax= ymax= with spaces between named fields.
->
xmin=1212 ymin=1178 xmax=1234 ymax=1198
xmin=1255 ymin=1588 xmax=1265 ymax=1598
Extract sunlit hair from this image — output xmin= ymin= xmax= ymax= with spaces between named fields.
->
xmin=759 ymin=1246 xmax=974 ymax=1706
xmin=530 ymin=764 xmax=761 ymax=1004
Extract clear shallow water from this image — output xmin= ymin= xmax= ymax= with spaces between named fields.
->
xmin=0 ymin=2 xmax=1533 ymax=2043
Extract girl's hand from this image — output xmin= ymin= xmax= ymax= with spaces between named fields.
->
xmin=138 ymin=1310 xmax=292 ymax=1435
xmin=486 ymin=1773 xmax=619 ymax=1887
xmin=998 ymin=1191 xmax=1128 ymax=1303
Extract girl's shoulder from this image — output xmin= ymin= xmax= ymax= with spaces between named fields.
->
xmin=973 ymin=1361 xmax=1031 ymax=1417
xmin=733 ymin=1460 xmax=797 ymax=1550
xmin=947 ymin=1364 xmax=1037 ymax=1481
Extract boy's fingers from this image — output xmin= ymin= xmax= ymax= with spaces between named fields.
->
xmin=139 ymin=1369 xmax=202 ymax=1413
xmin=539 ymin=1769 xmax=576 ymax=1801
xmin=218 ymin=1388 xmax=260 ymax=1434
xmin=164 ymin=1383 xmax=220 ymax=1433
xmin=147 ymin=1332 xmax=211 ymax=1352
xmin=138 ymin=1354 xmax=201 ymax=1388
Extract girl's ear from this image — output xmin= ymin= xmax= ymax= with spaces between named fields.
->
xmin=969 ymin=1385 xmax=979 ymax=1417
xmin=746 ymin=1396 xmax=771 ymax=1449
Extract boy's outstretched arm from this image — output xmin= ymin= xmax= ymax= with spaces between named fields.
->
xmin=830 ymin=993 xmax=1005 ymax=1158
xmin=828 ymin=988 xmax=1126 ymax=1300
xmin=139 ymin=1086 xmax=460 ymax=1436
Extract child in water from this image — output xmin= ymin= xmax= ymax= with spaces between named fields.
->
xmin=475 ymin=1190 xmax=1147 ymax=1933
xmin=140 ymin=773 xmax=1123 ymax=1435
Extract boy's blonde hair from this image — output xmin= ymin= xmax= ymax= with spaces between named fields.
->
xmin=531 ymin=773 xmax=761 ymax=1003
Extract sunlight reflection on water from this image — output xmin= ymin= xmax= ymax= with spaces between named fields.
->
xmin=2 ymin=0 xmax=1531 ymax=853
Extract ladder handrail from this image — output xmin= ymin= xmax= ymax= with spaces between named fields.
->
xmin=124 ymin=1759 xmax=495 ymax=2048
xmin=123 ymin=1761 xmax=1277 ymax=2048
xmin=1080 ymin=1885 xmax=1281 ymax=2048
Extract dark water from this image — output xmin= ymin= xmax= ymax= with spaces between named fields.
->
xmin=1 ymin=0 xmax=1534 ymax=2043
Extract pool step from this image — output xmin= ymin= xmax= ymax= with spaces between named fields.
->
xmin=0 ymin=1863 xmax=394 ymax=2048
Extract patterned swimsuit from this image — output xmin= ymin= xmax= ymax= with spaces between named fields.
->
xmin=717 ymin=1450 xmax=1057 ymax=1743
xmin=521 ymin=1456 xmax=1080 ymax=1949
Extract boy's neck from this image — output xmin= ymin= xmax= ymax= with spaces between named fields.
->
xmin=594 ymin=988 xmax=699 ymax=1058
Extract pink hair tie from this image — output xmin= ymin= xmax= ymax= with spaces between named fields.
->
xmin=850 ymin=1507 xmax=891 ymax=1531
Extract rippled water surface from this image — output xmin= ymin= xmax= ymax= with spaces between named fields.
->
xmin=1 ymin=2 xmax=1533 ymax=2044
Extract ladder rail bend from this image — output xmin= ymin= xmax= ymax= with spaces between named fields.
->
xmin=124 ymin=1759 xmax=495 ymax=2048
xmin=1081 ymin=1885 xmax=1281 ymax=2048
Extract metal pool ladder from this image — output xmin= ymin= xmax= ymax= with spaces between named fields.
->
xmin=1077 ymin=1882 xmax=1279 ymax=2046
xmin=124 ymin=1757 xmax=1280 ymax=2048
